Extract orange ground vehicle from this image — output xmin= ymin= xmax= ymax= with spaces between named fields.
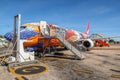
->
xmin=94 ymin=39 xmax=109 ymax=47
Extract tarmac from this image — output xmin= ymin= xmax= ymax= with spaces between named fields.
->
xmin=0 ymin=44 xmax=120 ymax=80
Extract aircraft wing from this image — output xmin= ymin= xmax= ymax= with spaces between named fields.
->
xmin=90 ymin=36 xmax=120 ymax=40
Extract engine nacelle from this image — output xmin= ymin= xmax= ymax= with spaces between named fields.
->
xmin=83 ymin=39 xmax=94 ymax=49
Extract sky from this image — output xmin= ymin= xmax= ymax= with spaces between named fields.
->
xmin=0 ymin=0 xmax=120 ymax=40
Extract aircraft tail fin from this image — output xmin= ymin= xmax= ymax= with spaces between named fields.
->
xmin=84 ymin=21 xmax=90 ymax=35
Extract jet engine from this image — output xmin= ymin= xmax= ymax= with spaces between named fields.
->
xmin=82 ymin=39 xmax=94 ymax=49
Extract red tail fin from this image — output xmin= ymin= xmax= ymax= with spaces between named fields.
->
xmin=84 ymin=21 xmax=90 ymax=35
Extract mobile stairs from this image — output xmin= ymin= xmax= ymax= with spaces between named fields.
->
xmin=54 ymin=28 xmax=85 ymax=59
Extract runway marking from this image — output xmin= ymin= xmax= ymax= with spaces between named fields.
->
xmin=41 ymin=57 xmax=71 ymax=61
xmin=15 ymin=76 xmax=28 ymax=80
xmin=8 ymin=67 xmax=27 ymax=80
xmin=8 ymin=64 xmax=48 ymax=76
xmin=110 ymin=69 xmax=120 ymax=72
xmin=51 ymin=64 xmax=64 ymax=69
xmin=39 ymin=57 xmax=70 ymax=63
xmin=72 ymin=68 xmax=93 ymax=74
xmin=111 ymin=74 xmax=120 ymax=78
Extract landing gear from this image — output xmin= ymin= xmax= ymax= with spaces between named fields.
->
xmin=35 ymin=50 xmax=44 ymax=58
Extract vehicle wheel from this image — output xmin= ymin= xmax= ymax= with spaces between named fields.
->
xmin=100 ymin=45 xmax=103 ymax=47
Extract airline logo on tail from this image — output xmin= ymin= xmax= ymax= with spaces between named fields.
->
xmin=84 ymin=21 xmax=90 ymax=35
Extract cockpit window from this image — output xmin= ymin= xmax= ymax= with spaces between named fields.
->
xmin=21 ymin=26 xmax=35 ymax=31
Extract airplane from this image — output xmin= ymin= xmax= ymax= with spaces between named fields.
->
xmin=5 ymin=21 xmax=92 ymax=45
xmin=4 ymin=21 xmax=94 ymax=58
xmin=2 ymin=14 xmax=120 ymax=66
xmin=4 ymin=19 xmax=120 ymax=62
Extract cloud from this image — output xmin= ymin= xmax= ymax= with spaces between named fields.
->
xmin=92 ymin=6 xmax=111 ymax=15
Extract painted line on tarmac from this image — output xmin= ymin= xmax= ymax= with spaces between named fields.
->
xmin=111 ymin=74 xmax=120 ymax=78
xmin=41 ymin=57 xmax=71 ymax=61
xmin=72 ymin=68 xmax=93 ymax=74
xmin=110 ymin=69 xmax=120 ymax=73
xmin=15 ymin=76 xmax=29 ymax=80
xmin=8 ymin=67 xmax=27 ymax=80
xmin=51 ymin=64 xmax=64 ymax=69
xmin=8 ymin=64 xmax=48 ymax=76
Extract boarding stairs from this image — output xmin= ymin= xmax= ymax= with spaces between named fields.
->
xmin=54 ymin=28 xmax=85 ymax=59
xmin=40 ymin=21 xmax=85 ymax=59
